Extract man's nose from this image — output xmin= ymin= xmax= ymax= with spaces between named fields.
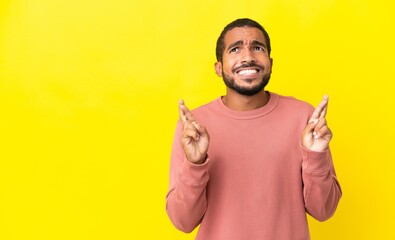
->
xmin=240 ymin=48 xmax=256 ymax=63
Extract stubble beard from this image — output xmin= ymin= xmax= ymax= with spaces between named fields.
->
xmin=222 ymin=71 xmax=271 ymax=96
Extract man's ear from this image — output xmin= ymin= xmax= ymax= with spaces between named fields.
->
xmin=214 ymin=62 xmax=222 ymax=77
xmin=269 ymin=58 xmax=273 ymax=73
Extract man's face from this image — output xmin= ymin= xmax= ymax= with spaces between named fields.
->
xmin=215 ymin=27 xmax=273 ymax=96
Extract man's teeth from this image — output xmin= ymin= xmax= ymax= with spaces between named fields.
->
xmin=238 ymin=69 xmax=257 ymax=75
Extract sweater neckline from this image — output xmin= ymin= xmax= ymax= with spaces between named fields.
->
xmin=216 ymin=91 xmax=279 ymax=120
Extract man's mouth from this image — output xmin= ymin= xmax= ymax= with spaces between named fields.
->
xmin=236 ymin=68 xmax=259 ymax=75
xmin=233 ymin=63 xmax=264 ymax=77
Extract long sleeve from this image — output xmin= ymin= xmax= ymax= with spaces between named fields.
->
xmin=166 ymin=121 xmax=209 ymax=233
xmin=301 ymin=147 xmax=342 ymax=221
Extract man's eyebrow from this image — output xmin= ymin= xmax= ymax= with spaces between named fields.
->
xmin=227 ymin=40 xmax=244 ymax=51
xmin=227 ymin=40 xmax=267 ymax=51
xmin=251 ymin=40 xmax=266 ymax=48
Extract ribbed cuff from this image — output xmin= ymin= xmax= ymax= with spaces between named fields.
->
xmin=301 ymin=147 xmax=331 ymax=174
xmin=179 ymin=157 xmax=210 ymax=187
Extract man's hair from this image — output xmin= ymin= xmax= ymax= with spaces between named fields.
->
xmin=215 ymin=18 xmax=271 ymax=62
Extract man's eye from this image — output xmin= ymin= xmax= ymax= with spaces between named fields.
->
xmin=230 ymin=47 xmax=239 ymax=53
xmin=254 ymin=46 xmax=264 ymax=51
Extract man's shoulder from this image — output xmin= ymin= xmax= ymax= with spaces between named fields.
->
xmin=187 ymin=98 xmax=224 ymax=122
xmin=190 ymin=97 xmax=221 ymax=114
xmin=271 ymin=93 xmax=315 ymax=118
xmin=275 ymin=93 xmax=314 ymax=110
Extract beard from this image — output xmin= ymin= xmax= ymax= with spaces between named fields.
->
xmin=222 ymin=70 xmax=271 ymax=96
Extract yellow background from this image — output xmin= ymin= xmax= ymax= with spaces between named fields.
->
xmin=1 ymin=0 xmax=394 ymax=239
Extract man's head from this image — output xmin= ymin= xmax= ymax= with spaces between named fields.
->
xmin=216 ymin=18 xmax=271 ymax=63
xmin=214 ymin=18 xmax=273 ymax=96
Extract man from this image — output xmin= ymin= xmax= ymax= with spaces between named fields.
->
xmin=166 ymin=18 xmax=342 ymax=240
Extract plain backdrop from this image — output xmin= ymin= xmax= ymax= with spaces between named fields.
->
xmin=1 ymin=0 xmax=394 ymax=239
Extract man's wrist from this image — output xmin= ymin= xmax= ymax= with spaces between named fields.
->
xmin=190 ymin=154 xmax=208 ymax=165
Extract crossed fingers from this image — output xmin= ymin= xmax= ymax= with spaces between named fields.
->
xmin=179 ymin=99 xmax=201 ymax=141
xmin=309 ymin=94 xmax=328 ymax=122
xmin=309 ymin=95 xmax=331 ymax=140
xmin=179 ymin=99 xmax=196 ymax=124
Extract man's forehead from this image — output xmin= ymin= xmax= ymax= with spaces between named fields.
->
xmin=224 ymin=27 xmax=266 ymax=46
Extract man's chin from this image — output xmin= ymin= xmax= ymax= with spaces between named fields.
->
xmin=236 ymin=76 xmax=261 ymax=84
xmin=237 ymin=81 xmax=261 ymax=88
xmin=223 ymin=73 xmax=270 ymax=96
xmin=230 ymin=84 xmax=265 ymax=96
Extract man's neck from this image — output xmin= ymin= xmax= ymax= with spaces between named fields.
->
xmin=222 ymin=89 xmax=270 ymax=111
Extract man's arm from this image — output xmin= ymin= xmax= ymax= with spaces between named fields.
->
xmin=301 ymin=95 xmax=342 ymax=221
xmin=301 ymin=147 xmax=342 ymax=221
xmin=166 ymin=100 xmax=210 ymax=232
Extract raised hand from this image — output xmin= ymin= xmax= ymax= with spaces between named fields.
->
xmin=179 ymin=99 xmax=210 ymax=164
xmin=301 ymin=95 xmax=333 ymax=152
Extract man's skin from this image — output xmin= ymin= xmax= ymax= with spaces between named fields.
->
xmin=178 ymin=26 xmax=332 ymax=164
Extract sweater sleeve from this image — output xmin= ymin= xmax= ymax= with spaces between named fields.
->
xmin=166 ymin=121 xmax=209 ymax=233
xmin=301 ymin=147 xmax=342 ymax=221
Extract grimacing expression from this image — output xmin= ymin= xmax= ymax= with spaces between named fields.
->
xmin=215 ymin=27 xmax=273 ymax=96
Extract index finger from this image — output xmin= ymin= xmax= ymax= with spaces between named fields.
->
xmin=310 ymin=95 xmax=329 ymax=120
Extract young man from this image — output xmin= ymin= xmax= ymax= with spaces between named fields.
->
xmin=166 ymin=18 xmax=342 ymax=240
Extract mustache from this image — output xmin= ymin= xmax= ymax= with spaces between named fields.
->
xmin=232 ymin=62 xmax=264 ymax=73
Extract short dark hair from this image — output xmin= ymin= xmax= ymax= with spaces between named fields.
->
xmin=215 ymin=18 xmax=271 ymax=62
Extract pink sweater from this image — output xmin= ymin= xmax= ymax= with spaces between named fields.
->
xmin=166 ymin=92 xmax=342 ymax=240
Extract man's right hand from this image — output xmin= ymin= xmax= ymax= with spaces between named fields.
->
xmin=179 ymin=99 xmax=210 ymax=164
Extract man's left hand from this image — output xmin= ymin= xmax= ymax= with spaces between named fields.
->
xmin=301 ymin=95 xmax=332 ymax=152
